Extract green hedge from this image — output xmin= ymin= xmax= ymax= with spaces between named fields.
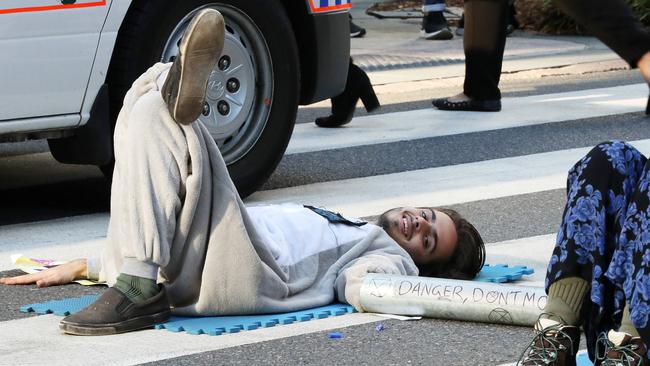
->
xmin=515 ymin=0 xmax=650 ymax=34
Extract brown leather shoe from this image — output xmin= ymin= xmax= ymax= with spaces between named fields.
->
xmin=59 ymin=287 xmax=170 ymax=336
xmin=162 ymin=9 xmax=225 ymax=125
xmin=518 ymin=317 xmax=581 ymax=366
xmin=596 ymin=330 xmax=649 ymax=365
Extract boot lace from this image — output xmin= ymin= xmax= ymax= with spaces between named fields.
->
xmin=517 ymin=321 xmax=575 ymax=365
xmin=597 ymin=333 xmax=645 ymax=366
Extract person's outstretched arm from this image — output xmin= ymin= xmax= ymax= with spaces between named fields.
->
xmin=0 ymin=259 xmax=87 ymax=287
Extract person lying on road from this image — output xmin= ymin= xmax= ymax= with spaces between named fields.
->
xmin=0 ymin=9 xmax=485 ymax=336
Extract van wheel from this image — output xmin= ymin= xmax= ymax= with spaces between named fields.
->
xmin=107 ymin=0 xmax=299 ymax=197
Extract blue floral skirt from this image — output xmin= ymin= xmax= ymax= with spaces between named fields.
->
xmin=546 ymin=140 xmax=650 ymax=358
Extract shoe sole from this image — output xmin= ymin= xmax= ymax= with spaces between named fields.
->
xmin=420 ymin=29 xmax=453 ymax=40
xmin=432 ymin=99 xmax=501 ymax=112
xmin=350 ymin=29 xmax=366 ymax=38
xmin=436 ymin=104 xmax=501 ymax=112
xmin=167 ymin=9 xmax=225 ymax=125
xmin=59 ymin=310 xmax=171 ymax=336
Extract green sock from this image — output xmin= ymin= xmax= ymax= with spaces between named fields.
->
xmin=619 ymin=304 xmax=641 ymax=337
xmin=544 ymin=277 xmax=590 ymax=326
xmin=114 ymin=273 xmax=160 ymax=303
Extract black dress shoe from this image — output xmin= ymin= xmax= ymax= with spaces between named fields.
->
xmin=315 ymin=61 xmax=380 ymax=128
xmin=432 ymin=97 xmax=501 ymax=112
xmin=59 ymin=287 xmax=171 ymax=336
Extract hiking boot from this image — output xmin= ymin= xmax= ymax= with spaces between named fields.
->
xmin=596 ymin=330 xmax=649 ymax=365
xmin=59 ymin=287 xmax=171 ymax=335
xmin=420 ymin=11 xmax=453 ymax=40
xmin=518 ymin=316 xmax=581 ymax=365
xmin=162 ymin=8 xmax=225 ymax=125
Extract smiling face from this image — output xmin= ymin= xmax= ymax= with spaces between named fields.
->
xmin=379 ymin=207 xmax=458 ymax=266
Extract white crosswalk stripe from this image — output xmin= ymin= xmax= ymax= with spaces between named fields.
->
xmin=0 ymin=83 xmax=647 ymax=365
xmin=287 ymin=84 xmax=646 ymax=154
xmin=0 ymin=313 xmax=381 ymax=366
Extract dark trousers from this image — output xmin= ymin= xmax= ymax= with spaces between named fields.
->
xmin=554 ymin=0 xmax=650 ymax=67
xmin=462 ymin=0 xmax=650 ymax=101
xmin=463 ymin=0 xmax=509 ymax=101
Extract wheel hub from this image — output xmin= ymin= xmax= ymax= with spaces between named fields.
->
xmin=160 ymin=4 xmax=273 ymax=164
xmin=206 ymin=72 xmax=226 ymax=100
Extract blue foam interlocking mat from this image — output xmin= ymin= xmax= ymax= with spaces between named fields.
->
xmin=156 ymin=304 xmax=356 ymax=335
xmin=475 ymin=264 xmax=534 ymax=283
xmin=20 ymin=296 xmax=355 ymax=336
xmin=20 ymin=294 xmax=99 ymax=316
xmin=20 ymin=263 xmax=533 ymax=336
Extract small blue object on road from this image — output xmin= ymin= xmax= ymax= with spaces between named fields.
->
xmin=475 ymin=264 xmax=534 ymax=283
xmin=375 ymin=323 xmax=384 ymax=331
xmin=328 ymin=332 xmax=343 ymax=339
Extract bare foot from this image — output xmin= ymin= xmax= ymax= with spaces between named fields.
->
xmin=637 ymin=52 xmax=650 ymax=85
xmin=446 ymin=92 xmax=472 ymax=103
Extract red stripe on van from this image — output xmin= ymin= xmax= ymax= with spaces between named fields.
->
xmin=0 ymin=1 xmax=106 ymax=15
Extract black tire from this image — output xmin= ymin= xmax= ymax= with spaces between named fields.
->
xmin=107 ymin=0 xmax=299 ymax=197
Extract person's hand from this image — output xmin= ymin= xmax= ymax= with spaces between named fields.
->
xmin=0 ymin=259 xmax=87 ymax=288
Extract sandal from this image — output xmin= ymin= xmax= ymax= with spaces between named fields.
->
xmin=432 ymin=97 xmax=501 ymax=112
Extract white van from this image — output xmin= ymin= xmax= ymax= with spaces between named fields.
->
xmin=0 ymin=0 xmax=351 ymax=196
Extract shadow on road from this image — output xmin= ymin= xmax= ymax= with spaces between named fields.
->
xmin=0 ymin=178 xmax=110 ymax=226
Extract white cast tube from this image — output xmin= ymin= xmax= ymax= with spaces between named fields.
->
xmin=359 ymin=274 xmax=547 ymax=326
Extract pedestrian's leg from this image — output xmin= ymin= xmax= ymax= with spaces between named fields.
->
xmin=421 ymin=0 xmax=453 ymax=40
xmin=553 ymin=0 xmax=650 ymax=68
xmin=422 ymin=0 xmax=445 ymax=13
xmin=462 ymin=0 xmax=508 ymax=101
xmin=431 ymin=0 xmax=507 ymax=111
xmin=314 ymin=58 xmax=380 ymax=128
xmin=518 ymin=141 xmax=647 ymax=364
xmin=555 ymin=0 xmax=650 ymax=115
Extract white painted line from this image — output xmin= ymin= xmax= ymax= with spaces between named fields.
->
xmin=0 ymin=233 xmax=561 ymax=364
xmin=0 ymin=233 xmax=564 ymax=366
xmin=251 ymin=139 xmax=650 ymax=218
xmin=0 ymin=213 xmax=109 ymax=271
xmin=0 ymin=313 xmax=382 ymax=366
xmin=0 ymin=239 xmax=103 ymax=272
xmin=287 ymin=84 xmax=647 ymax=154
xmin=0 ymin=213 xmax=107 ymax=248
xmin=0 ymin=214 xmax=108 ymax=271
xmin=5 ymin=140 xmax=650 ymax=271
